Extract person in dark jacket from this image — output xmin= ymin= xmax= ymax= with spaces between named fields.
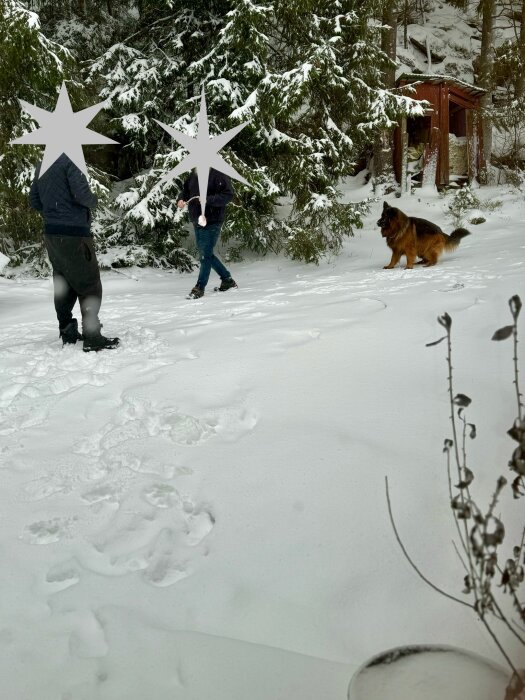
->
xmin=29 ymin=153 xmax=119 ymax=351
xmin=177 ymin=167 xmax=238 ymax=299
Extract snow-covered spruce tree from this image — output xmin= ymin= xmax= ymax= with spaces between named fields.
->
xmin=30 ymin=0 xmax=140 ymax=164
xmin=91 ymin=0 xmax=424 ymax=266
xmin=0 ymin=0 xmax=72 ymax=273
xmin=34 ymin=0 xmax=137 ymax=61
xmin=490 ymin=5 xmax=525 ymax=176
xmin=188 ymin=0 xmax=425 ymax=262
xmin=85 ymin=1 xmax=228 ymax=270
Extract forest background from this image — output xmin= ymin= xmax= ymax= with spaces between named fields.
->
xmin=1 ymin=0 xmax=524 ymax=274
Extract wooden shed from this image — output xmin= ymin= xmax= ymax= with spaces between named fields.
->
xmin=394 ymin=74 xmax=486 ymax=189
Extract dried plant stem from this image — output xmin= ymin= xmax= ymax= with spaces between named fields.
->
xmin=446 ymin=329 xmax=463 ymax=472
xmin=388 ymin=299 xmax=525 ymax=696
xmin=461 ymin=414 xmax=468 ymax=474
xmin=512 ymin=319 xmax=523 ymax=421
xmin=452 ymin=539 xmax=469 ymax=574
xmin=490 ymin=596 xmax=525 ymax=646
xmin=506 ymin=527 xmax=525 ymax=628
xmin=446 ymin=449 xmax=454 ymax=500
xmin=385 ymin=476 xmax=473 ymax=610
xmin=479 ymin=616 xmax=521 ymax=679
xmin=444 ymin=301 xmax=524 ymax=685
xmin=445 ymin=328 xmax=480 ymax=599
xmin=447 ymin=447 xmax=478 ymax=583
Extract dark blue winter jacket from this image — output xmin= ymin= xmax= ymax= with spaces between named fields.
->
xmin=178 ymin=168 xmax=234 ymax=225
xmin=29 ymin=153 xmax=97 ymax=236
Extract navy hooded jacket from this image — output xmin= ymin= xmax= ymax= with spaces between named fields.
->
xmin=178 ymin=168 xmax=234 ymax=225
xmin=29 ymin=153 xmax=97 ymax=236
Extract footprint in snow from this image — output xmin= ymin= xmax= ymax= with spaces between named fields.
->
xmin=210 ymin=406 xmax=258 ymax=442
xmin=43 ymin=560 xmax=81 ymax=592
xmin=142 ymin=528 xmax=190 ymax=587
xmin=141 ymin=505 xmax=215 ymax=585
xmin=91 ymin=510 xmax=157 ymax=561
xmin=101 ymin=421 xmax=151 ymax=450
xmin=73 ymin=392 xmax=257 ymax=483
xmin=142 ymin=483 xmax=181 ymax=509
xmin=164 ymin=411 xmax=216 ymax=445
xmin=0 ymin=326 xmax=168 ymax=443
xmin=0 ymin=349 xmax=110 ymax=437
xmin=183 ymin=505 xmax=215 ymax=547
xmin=81 ymin=483 xmax=121 ymax=505
xmin=21 ymin=516 xmax=77 ymax=545
xmin=80 ymin=495 xmax=215 ymax=584
xmin=118 ymin=451 xmax=176 ymax=479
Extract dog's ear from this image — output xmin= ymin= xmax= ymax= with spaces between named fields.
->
xmin=383 ymin=201 xmax=389 ymax=210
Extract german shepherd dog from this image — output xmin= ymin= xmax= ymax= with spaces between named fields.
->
xmin=377 ymin=202 xmax=470 ymax=269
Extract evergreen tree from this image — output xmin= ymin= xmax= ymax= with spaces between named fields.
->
xmin=85 ymin=1 xmax=227 ymax=270
xmin=28 ymin=0 xmax=136 ymax=59
xmin=0 ymin=0 xmax=73 ymax=272
xmin=490 ymin=2 xmax=525 ymax=173
xmin=93 ymin=0 xmax=423 ymax=266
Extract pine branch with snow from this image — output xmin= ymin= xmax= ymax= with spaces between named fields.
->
xmin=83 ymin=0 xmax=426 ymax=267
xmin=186 ymin=0 xmax=424 ymax=262
xmin=0 ymin=0 xmax=73 ymax=273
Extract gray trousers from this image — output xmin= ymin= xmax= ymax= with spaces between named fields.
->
xmin=44 ymin=235 xmax=102 ymax=336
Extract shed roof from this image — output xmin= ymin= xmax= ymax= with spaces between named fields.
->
xmin=397 ymin=73 xmax=486 ymax=99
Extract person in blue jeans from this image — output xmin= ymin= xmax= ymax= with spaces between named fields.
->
xmin=177 ymin=167 xmax=238 ymax=299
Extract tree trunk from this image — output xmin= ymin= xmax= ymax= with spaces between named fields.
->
xmin=515 ymin=0 xmax=525 ymax=98
xmin=383 ymin=1 xmax=397 ymax=89
xmin=400 ymin=114 xmax=408 ymax=193
xmin=403 ymin=0 xmax=408 ymax=49
xmin=477 ymin=0 xmax=495 ymax=177
xmin=373 ymin=0 xmax=397 ymax=192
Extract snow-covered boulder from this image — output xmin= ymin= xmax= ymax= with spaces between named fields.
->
xmin=0 ymin=252 xmax=10 ymax=273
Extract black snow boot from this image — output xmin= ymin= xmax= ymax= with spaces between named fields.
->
xmin=217 ymin=277 xmax=238 ymax=292
xmin=60 ymin=319 xmax=83 ymax=345
xmin=187 ymin=286 xmax=204 ymax=299
xmin=83 ymin=328 xmax=120 ymax=353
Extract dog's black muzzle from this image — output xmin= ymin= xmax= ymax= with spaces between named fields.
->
xmin=377 ymin=215 xmax=389 ymax=235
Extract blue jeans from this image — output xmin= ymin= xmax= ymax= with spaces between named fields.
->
xmin=194 ymin=222 xmax=231 ymax=289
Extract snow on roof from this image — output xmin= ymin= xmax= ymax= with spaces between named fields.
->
xmin=397 ymin=73 xmax=486 ymax=99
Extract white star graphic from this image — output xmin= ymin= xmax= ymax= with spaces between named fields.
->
xmin=154 ymin=88 xmax=249 ymax=218
xmin=10 ymin=81 xmax=118 ymax=178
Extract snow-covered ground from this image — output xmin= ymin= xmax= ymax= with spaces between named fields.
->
xmin=0 ymin=184 xmax=523 ymax=699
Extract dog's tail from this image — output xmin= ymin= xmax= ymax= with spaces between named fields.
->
xmin=445 ymin=227 xmax=471 ymax=251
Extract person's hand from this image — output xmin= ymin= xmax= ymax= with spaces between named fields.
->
xmin=177 ymin=199 xmax=186 ymax=209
